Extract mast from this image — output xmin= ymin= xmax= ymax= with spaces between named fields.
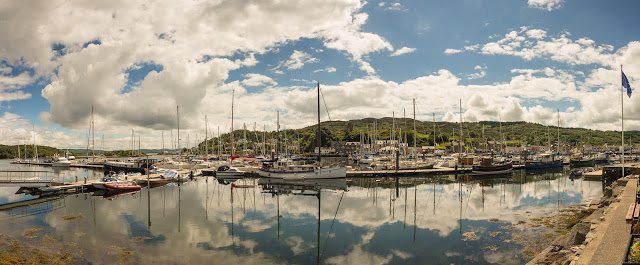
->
xmin=177 ymin=106 xmax=180 ymax=161
xmin=499 ymin=116 xmax=503 ymax=154
xmin=459 ymin=99 xmax=463 ymax=154
xmin=231 ymin=90 xmax=235 ymax=158
xmin=547 ymin=124 xmax=550 ymax=148
xmin=205 ymin=115 xmax=208 ymax=157
xmin=162 ymin=131 xmax=165 ymax=157
xmin=557 ymin=109 xmax=560 ymax=154
xmin=276 ymin=111 xmax=279 ymax=156
xmin=131 ymin=129 xmax=134 ymax=157
xmin=404 ymin=108 xmax=407 ymax=155
xmin=413 ymin=98 xmax=417 ymax=165
xmin=622 ymin=65 xmax=625 ymax=179
xmin=32 ymin=125 xmax=36 ymax=161
xmin=317 ymin=82 xmax=322 ymax=164
xmin=392 ymin=111 xmax=396 ymax=152
xmin=243 ymin=123 xmax=247 ymax=156
xmin=91 ymin=106 xmax=95 ymax=162
xmin=433 ymin=113 xmax=436 ymax=148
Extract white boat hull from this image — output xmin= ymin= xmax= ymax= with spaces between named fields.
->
xmin=216 ymin=171 xmax=245 ymax=177
xmin=258 ymin=166 xmax=347 ymax=179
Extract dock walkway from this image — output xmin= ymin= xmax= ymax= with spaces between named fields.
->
xmin=577 ymin=178 xmax=637 ymax=264
xmin=36 ymin=169 xmax=192 ymax=196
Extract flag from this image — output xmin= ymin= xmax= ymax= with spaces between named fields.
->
xmin=623 ymin=70 xmax=633 ymax=98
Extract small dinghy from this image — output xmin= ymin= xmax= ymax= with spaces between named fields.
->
xmin=102 ymin=181 xmax=142 ymax=192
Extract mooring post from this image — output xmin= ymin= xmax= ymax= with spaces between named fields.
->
xmin=84 ymin=177 xmax=86 ymax=184
xmin=75 ymin=176 xmax=78 ymax=182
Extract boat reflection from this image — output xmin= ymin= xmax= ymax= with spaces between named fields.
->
xmin=92 ymin=189 xmax=140 ymax=200
xmin=258 ymin=178 xmax=347 ymax=264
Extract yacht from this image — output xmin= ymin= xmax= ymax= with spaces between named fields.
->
xmin=52 ymin=157 xmax=72 ymax=168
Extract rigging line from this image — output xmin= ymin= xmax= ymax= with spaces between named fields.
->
xmin=319 ymin=191 xmax=345 ymax=261
xmin=319 ymin=85 xmax=332 ymax=122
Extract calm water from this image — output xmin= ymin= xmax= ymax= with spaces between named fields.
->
xmin=0 ymin=160 xmax=603 ymax=264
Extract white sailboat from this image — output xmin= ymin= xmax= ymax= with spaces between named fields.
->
xmin=258 ymin=82 xmax=347 ymax=180
xmin=217 ymin=89 xmax=245 ymax=178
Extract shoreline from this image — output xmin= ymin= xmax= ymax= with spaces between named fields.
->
xmin=527 ymin=176 xmax=634 ymax=264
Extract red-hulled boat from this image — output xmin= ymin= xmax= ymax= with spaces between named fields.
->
xmin=102 ymin=181 xmax=142 ymax=192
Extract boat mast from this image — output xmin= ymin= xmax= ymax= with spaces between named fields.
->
xmin=205 ymin=115 xmax=208 ymax=158
xmin=131 ymin=129 xmax=134 ymax=157
xmin=459 ymin=99 xmax=463 ymax=155
xmin=177 ymin=105 xmax=180 ymax=162
xmin=32 ymin=125 xmax=36 ymax=161
xmin=392 ymin=111 xmax=396 ymax=157
xmin=499 ymin=116 xmax=503 ymax=154
xmin=243 ymin=123 xmax=247 ymax=156
xmin=433 ymin=113 xmax=436 ymax=148
xmin=91 ymin=106 xmax=95 ymax=162
xmin=413 ymin=98 xmax=417 ymax=165
xmin=231 ymin=90 xmax=235 ymax=159
xmin=276 ymin=111 xmax=279 ymax=157
xmin=317 ymin=82 xmax=322 ymax=164
xmin=557 ymin=109 xmax=560 ymax=154
xmin=404 ymin=108 xmax=407 ymax=156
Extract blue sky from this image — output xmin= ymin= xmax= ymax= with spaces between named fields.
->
xmin=0 ymin=0 xmax=639 ymax=149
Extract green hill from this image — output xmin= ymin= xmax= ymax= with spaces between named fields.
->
xmin=0 ymin=145 xmax=71 ymax=159
xmin=196 ymin=118 xmax=640 ymax=154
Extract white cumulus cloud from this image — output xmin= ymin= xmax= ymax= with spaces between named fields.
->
xmin=391 ymin=47 xmax=416 ymax=56
xmin=528 ymin=0 xmax=564 ymax=11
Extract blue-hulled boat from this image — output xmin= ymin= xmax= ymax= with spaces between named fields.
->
xmin=525 ymin=153 xmax=563 ymax=170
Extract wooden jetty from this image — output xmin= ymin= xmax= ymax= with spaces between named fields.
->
xmin=584 ymin=169 xmax=603 ymax=181
xmin=602 ymin=163 xmax=640 ymax=182
xmin=15 ymin=161 xmax=104 ymax=170
xmin=0 ymin=170 xmax=64 ymax=187
xmin=1 ymin=163 xmax=530 ymax=196
xmin=34 ymin=169 xmax=194 ymax=196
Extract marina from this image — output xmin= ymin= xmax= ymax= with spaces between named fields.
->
xmin=1 ymin=0 xmax=639 ymax=264
xmin=0 ymin=159 xmax=609 ymax=264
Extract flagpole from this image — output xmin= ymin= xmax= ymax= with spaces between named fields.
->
xmin=622 ymin=64 xmax=625 ymax=181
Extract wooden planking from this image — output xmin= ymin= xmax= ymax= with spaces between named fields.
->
xmin=626 ymin=204 xmax=636 ymax=223
xmin=634 ymin=204 xmax=640 ymax=220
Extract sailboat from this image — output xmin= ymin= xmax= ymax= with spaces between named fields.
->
xmin=216 ymin=89 xmax=245 ymax=179
xmin=258 ymin=83 xmax=347 ymax=179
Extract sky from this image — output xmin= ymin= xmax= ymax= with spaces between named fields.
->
xmin=0 ymin=0 xmax=639 ymax=150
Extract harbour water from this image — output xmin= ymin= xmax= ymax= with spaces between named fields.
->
xmin=0 ymin=159 xmax=603 ymax=264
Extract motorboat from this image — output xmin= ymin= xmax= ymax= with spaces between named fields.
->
xmin=162 ymin=170 xmax=189 ymax=181
xmin=102 ymin=181 xmax=142 ymax=192
xmin=525 ymin=153 xmax=563 ymax=170
xmin=216 ymin=165 xmax=245 ymax=178
xmin=92 ymin=174 xmax=129 ymax=190
xmin=52 ymin=157 xmax=72 ymax=168
xmin=134 ymin=177 xmax=169 ymax=187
